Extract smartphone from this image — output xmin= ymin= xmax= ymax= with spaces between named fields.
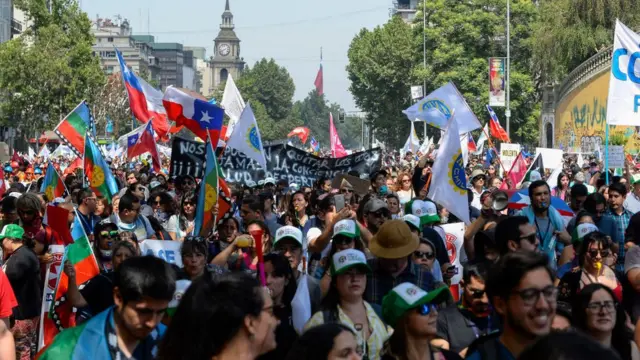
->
xmin=334 ymin=194 xmax=346 ymax=211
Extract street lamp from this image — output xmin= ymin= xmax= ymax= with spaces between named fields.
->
xmin=505 ymin=0 xmax=511 ymax=138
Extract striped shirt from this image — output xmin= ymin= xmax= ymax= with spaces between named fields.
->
xmin=607 ymin=208 xmax=633 ymax=272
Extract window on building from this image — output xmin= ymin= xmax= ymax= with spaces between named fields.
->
xmin=108 ymin=37 xmax=114 ymax=42
xmin=220 ymin=68 xmax=228 ymax=83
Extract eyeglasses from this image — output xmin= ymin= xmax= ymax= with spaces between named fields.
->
xmin=588 ymin=249 xmax=610 ymax=258
xmin=586 ymin=300 xmax=616 ymax=314
xmin=414 ymin=251 xmax=435 ymax=260
xmin=519 ymin=234 xmax=538 ymax=244
xmin=469 ymin=289 xmax=486 ymax=299
xmin=512 ymin=285 xmax=557 ymax=306
xmin=184 ymin=202 xmax=195 ymax=207
xmin=100 ymin=230 xmax=119 ymax=239
xmin=402 ymin=179 xmax=411 ymax=183
xmin=341 ymin=189 xmax=353 ymax=194
xmin=416 ymin=303 xmax=438 ymax=316
xmin=369 ymin=211 xmax=389 ymax=218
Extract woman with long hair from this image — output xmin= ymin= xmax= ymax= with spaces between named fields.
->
xmin=305 ymin=249 xmax=388 ymax=360
xmin=552 ymin=172 xmax=571 ymax=203
xmin=152 ymin=191 xmax=177 ymax=238
xmin=558 ymin=231 xmax=622 ymax=306
xmin=287 ymin=323 xmax=361 ymax=360
xmin=92 ymin=220 xmax=119 ymax=271
xmin=94 ymin=196 xmax=112 ymax=219
xmin=487 ymin=176 xmax=503 ymax=189
xmin=380 ymin=283 xmax=461 ymax=360
xmin=157 ymin=272 xmax=278 ymax=360
xmin=212 ymin=220 xmax=273 ymax=273
xmin=395 ymin=172 xmax=415 ymax=206
xmin=258 ymin=253 xmax=298 ymax=360
xmin=572 ymin=283 xmax=640 ymax=360
xmin=168 ymin=191 xmax=197 ymax=241
xmin=289 ymin=191 xmax=310 ymax=229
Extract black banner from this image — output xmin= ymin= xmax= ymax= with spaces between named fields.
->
xmin=170 ymin=137 xmax=207 ymax=179
xmin=219 ymin=144 xmax=382 ymax=187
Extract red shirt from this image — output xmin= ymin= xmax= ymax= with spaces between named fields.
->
xmin=0 ymin=268 xmax=17 ymax=318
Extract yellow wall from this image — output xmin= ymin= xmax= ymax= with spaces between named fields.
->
xmin=555 ymin=71 xmax=640 ymax=153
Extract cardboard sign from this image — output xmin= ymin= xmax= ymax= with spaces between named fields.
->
xmin=140 ymin=240 xmax=183 ymax=267
xmin=169 ymin=137 xmax=207 ymax=179
xmin=331 ymin=174 xmax=371 ymax=196
xmin=220 ymin=144 xmax=382 ymax=188
xmin=499 ymin=143 xmax=521 ymax=177
xmin=535 ymin=148 xmax=564 ymax=170
xmin=607 ymin=146 xmax=625 ymax=169
xmin=38 ymin=245 xmax=65 ymax=351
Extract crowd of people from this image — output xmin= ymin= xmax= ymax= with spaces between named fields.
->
xmin=0 ymin=145 xmax=638 ymax=360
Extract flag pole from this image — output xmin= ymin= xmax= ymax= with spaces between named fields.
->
xmin=605 ymin=124 xmax=609 ymax=185
xmin=480 ymin=124 xmax=508 ymax=176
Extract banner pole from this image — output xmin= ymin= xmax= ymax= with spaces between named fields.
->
xmin=605 ymin=124 xmax=609 ymax=185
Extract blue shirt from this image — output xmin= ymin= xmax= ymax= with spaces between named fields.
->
xmin=465 ymin=338 xmax=515 ymax=360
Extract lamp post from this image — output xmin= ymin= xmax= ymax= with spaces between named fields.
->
xmin=505 ymin=0 xmax=511 ymax=138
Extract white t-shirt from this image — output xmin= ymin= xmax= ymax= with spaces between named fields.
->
xmin=625 ymin=194 xmax=640 ymax=214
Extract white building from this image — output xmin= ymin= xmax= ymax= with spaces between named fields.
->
xmin=392 ymin=0 xmax=418 ymax=23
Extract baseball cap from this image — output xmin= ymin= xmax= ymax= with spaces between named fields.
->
xmin=632 ymin=174 xmax=640 ymax=185
xmin=264 ymin=177 xmax=276 ymax=185
xmin=529 ymin=170 xmax=542 ymax=182
xmin=0 ymin=224 xmax=24 ymax=240
xmin=572 ymin=223 xmax=599 ymax=244
xmin=382 ymin=282 xmax=451 ymax=327
xmin=245 ymin=180 xmax=257 ymax=188
xmin=331 ymin=249 xmax=372 ymax=276
xmin=333 ymin=219 xmax=359 ymax=239
xmin=364 ymin=198 xmax=389 ymax=213
xmin=257 ymin=180 xmax=265 ymax=186
xmin=273 ymin=226 xmax=303 ymax=247
xmin=403 ymin=214 xmax=421 ymax=232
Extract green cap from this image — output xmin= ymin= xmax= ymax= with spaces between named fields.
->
xmin=331 ymin=249 xmax=372 ymax=276
xmin=0 ymin=224 xmax=24 ymax=240
xmin=382 ymin=283 xmax=450 ymax=327
xmin=571 ymin=223 xmax=598 ymax=245
xmin=333 ymin=219 xmax=360 ymax=239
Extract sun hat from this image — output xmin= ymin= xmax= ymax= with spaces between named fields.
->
xmin=0 ymin=224 xmax=24 ymax=240
xmin=470 ymin=169 xmax=486 ymax=181
xmin=369 ymin=219 xmax=418 ymax=259
xmin=571 ymin=223 xmax=599 ymax=245
xmin=331 ymin=249 xmax=372 ymax=276
xmin=333 ymin=219 xmax=359 ymax=239
xmin=273 ymin=226 xmax=303 ymax=247
xmin=403 ymin=214 xmax=421 ymax=232
xmin=382 ymin=282 xmax=451 ymax=327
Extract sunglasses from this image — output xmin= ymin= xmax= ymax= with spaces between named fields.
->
xmin=588 ymin=249 xmax=610 ymax=258
xmin=519 ymin=234 xmax=538 ymax=244
xmin=333 ymin=236 xmax=354 ymax=246
xmin=369 ymin=211 xmax=389 ymax=218
xmin=100 ymin=230 xmax=119 ymax=239
xmin=414 ymin=251 xmax=435 ymax=260
xmin=416 ymin=303 xmax=438 ymax=316
xmin=402 ymin=179 xmax=411 ymax=183
xmin=341 ymin=189 xmax=353 ymax=194
xmin=184 ymin=236 xmax=206 ymax=242
xmin=184 ymin=202 xmax=195 ymax=207
xmin=469 ymin=289 xmax=486 ymax=299
xmin=153 ymin=200 xmax=163 ymax=205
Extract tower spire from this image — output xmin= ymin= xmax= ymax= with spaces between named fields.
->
xmin=225 ymin=0 xmax=230 ymax=11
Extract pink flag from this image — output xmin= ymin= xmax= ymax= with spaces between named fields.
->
xmin=503 ymin=152 xmax=527 ymax=189
xmin=329 ymin=113 xmax=347 ymax=158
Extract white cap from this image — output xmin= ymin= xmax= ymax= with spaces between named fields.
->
xmin=331 ymin=249 xmax=371 ymax=276
xmin=306 ymin=227 xmax=322 ymax=242
xmin=333 ymin=219 xmax=359 ymax=238
xmin=265 ymin=177 xmax=276 ymax=185
xmin=529 ymin=170 xmax=542 ymax=182
xmin=274 ymin=226 xmax=303 ymax=247
xmin=403 ymin=214 xmax=421 ymax=231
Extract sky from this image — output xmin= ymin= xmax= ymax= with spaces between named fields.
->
xmin=82 ymin=0 xmax=393 ymax=111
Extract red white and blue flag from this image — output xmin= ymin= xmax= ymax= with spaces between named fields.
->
xmin=310 ymin=137 xmax=320 ymax=152
xmin=486 ymin=105 xmax=510 ymax=142
xmin=127 ymin=121 xmax=161 ymax=173
xmin=116 ymin=50 xmax=170 ymax=138
xmin=467 ymin=133 xmax=477 ymax=153
xmin=163 ymin=86 xmax=225 ymax=148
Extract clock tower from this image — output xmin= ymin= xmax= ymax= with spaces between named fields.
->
xmin=210 ymin=0 xmax=245 ymax=90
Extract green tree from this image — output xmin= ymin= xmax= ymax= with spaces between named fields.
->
xmin=532 ymin=0 xmax=640 ymax=83
xmin=347 ymin=16 xmax=415 ymax=148
xmin=414 ymin=0 xmax=539 ymax=145
xmin=236 ymin=58 xmax=295 ymax=121
xmin=0 ymin=0 xmax=104 ymax=138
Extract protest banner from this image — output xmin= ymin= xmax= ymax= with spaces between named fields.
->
xmin=220 ymin=144 xmax=382 ymax=187
xmin=535 ymin=148 xmax=564 ymax=170
xmin=441 ymin=223 xmax=465 ymax=301
xmin=607 ymin=146 xmax=625 ymax=169
xmin=169 ymin=137 xmax=207 ymax=179
xmin=499 ymin=143 xmax=521 ymax=177
xmin=38 ymin=245 xmax=65 ymax=351
xmin=140 ymin=240 xmax=184 ymax=267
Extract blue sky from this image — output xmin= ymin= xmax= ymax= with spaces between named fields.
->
xmin=82 ymin=0 xmax=393 ymax=111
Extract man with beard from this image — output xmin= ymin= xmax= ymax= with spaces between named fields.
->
xmin=516 ymin=180 xmax=571 ymax=266
xmin=39 ymin=256 xmax=175 ymax=359
xmin=435 ymin=263 xmax=499 ymax=357
xmin=465 ymin=251 xmax=556 ymax=360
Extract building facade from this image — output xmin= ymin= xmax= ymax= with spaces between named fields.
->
xmin=210 ymin=0 xmax=245 ymax=89
xmin=152 ymin=42 xmax=184 ymax=89
xmin=0 ymin=0 xmax=11 ymax=43
xmin=391 ymin=0 xmax=418 ymax=23
xmin=92 ymin=18 xmax=156 ymax=78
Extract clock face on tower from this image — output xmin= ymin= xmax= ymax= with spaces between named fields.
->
xmin=218 ymin=43 xmax=231 ymax=56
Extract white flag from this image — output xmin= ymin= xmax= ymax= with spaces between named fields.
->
xmin=419 ymin=136 xmax=432 ymax=154
xmin=459 ymin=133 xmax=469 ymax=167
xmin=27 ymin=146 xmax=36 ymax=161
xmin=577 ymin=152 xmax=585 ymax=167
xmin=607 ymin=20 xmax=640 ymax=126
xmin=428 ymin=114 xmax=470 ymax=224
xmin=402 ymin=121 xmax=421 ymax=155
xmin=39 ymin=145 xmax=51 ymax=159
xmin=221 ymin=73 xmax=246 ymax=137
xmin=291 ymin=273 xmax=312 ymax=334
xmin=474 ymin=124 xmax=489 ymax=155
xmin=226 ymin=102 xmax=267 ymax=169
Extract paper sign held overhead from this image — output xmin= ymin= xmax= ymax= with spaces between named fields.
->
xmin=607 ymin=146 xmax=625 ymax=168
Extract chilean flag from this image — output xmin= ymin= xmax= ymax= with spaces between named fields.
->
xmin=486 ymin=105 xmax=510 ymax=142
xmin=467 ymin=133 xmax=477 ymax=153
xmin=116 ymin=50 xmax=170 ymax=138
xmin=162 ymin=86 xmax=225 ymax=148
xmin=127 ymin=121 xmax=161 ymax=173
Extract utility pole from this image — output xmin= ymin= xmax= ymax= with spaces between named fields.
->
xmin=422 ymin=0 xmax=427 ymax=140
xmin=505 ymin=0 xmax=511 ymax=138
